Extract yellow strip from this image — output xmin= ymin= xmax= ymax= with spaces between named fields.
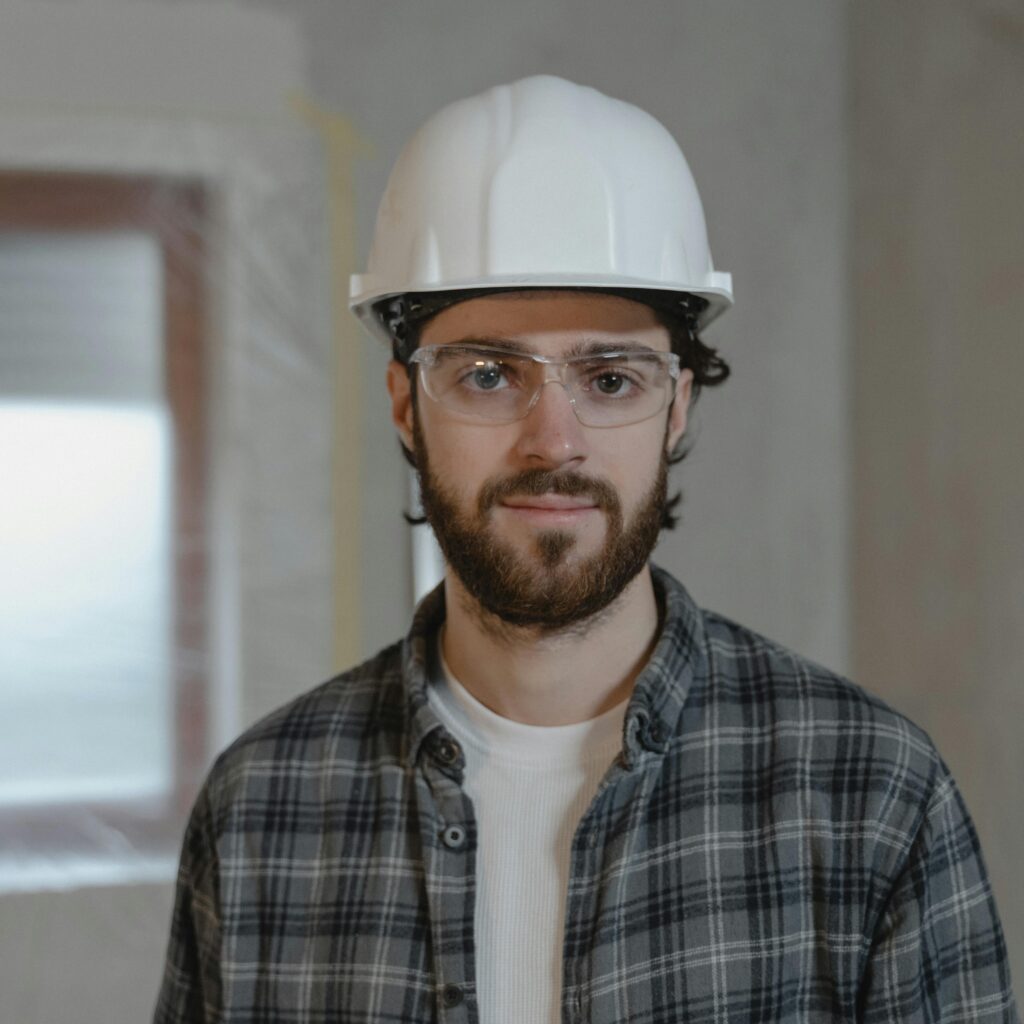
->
xmin=291 ymin=93 xmax=372 ymax=672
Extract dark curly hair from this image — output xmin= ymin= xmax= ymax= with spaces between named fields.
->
xmin=378 ymin=287 xmax=731 ymax=530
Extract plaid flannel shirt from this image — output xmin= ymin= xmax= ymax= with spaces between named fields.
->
xmin=154 ymin=565 xmax=1018 ymax=1023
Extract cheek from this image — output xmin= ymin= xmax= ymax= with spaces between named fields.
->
xmin=603 ymin=426 xmax=667 ymax=488
xmin=419 ymin=416 xmax=512 ymax=493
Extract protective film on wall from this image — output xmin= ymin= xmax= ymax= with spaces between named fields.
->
xmin=0 ymin=8 xmax=351 ymax=899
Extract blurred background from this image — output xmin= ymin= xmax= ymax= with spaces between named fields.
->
xmin=0 ymin=1 xmax=1020 ymax=1020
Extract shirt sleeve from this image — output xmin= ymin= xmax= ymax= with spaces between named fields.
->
xmin=860 ymin=766 xmax=1020 ymax=1023
xmin=153 ymin=786 xmax=224 ymax=1024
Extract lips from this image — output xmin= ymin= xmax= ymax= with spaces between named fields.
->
xmin=501 ymin=495 xmax=597 ymax=512
xmin=477 ymin=469 xmax=617 ymax=519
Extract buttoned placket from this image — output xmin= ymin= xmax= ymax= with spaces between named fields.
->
xmin=415 ymin=728 xmax=480 ymax=1024
xmin=559 ymin=710 xmax=672 ymax=1024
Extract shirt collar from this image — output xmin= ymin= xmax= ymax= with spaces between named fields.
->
xmin=399 ymin=563 xmax=708 ymax=771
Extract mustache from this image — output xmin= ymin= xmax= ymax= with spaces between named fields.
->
xmin=477 ymin=469 xmax=620 ymax=515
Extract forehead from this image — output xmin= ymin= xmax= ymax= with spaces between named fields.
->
xmin=418 ymin=290 xmax=671 ymax=353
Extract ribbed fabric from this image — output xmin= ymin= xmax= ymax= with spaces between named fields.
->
xmin=428 ymin=636 xmax=627 ymax=1024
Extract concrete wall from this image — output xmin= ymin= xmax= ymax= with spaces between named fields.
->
xmin=851 ymin=0 xmax=1024 ymax=990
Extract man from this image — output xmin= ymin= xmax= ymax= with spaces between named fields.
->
xmin=155 ymin=76 xmax=1018 ymax=1023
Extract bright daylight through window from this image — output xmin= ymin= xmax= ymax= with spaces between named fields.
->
xmin=0 ymin=230 xmax=176 ymax=888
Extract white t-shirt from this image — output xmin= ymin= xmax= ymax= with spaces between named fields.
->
xmin=428 ymin=638 xmax=627 ymax=1024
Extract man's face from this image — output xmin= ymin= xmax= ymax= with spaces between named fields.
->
xmin=386 ymin=291 xmax=693 ymax=631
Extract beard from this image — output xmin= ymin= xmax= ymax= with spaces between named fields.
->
xmin=412 ymin=411 xmax=668 ymax=633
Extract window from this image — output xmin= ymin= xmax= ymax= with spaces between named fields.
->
xmin=0 ymin=174 xmax=209 ymax=889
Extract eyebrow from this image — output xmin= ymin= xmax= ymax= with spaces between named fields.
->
xmin=438 ymin=336 xmax=663 ymax=357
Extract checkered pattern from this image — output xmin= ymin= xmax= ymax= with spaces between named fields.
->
xmin=154 ymin=565 xmax=1018 ymax=1023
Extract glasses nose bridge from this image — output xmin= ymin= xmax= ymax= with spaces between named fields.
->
xmin=522 ymin=358 xmax=581 ymax=420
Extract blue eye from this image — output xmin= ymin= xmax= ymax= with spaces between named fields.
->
xmin=471 ymin=364 xmax=505 ymax=390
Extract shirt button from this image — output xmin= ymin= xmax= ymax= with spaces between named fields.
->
xmin=442 ymin=983 xmax=464 ymax=1008
xmin=436 ymin=738 xmax=461 ymax=766
xmin=648 ymin=720 xmax=668 ymax=746
xmin=441 ymin=824 xmax=467 ymax=850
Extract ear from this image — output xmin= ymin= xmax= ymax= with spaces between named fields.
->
xmin=386 ymin=359 xmax=415 ymax=453
xmin=666 ymin=368 xmax=693 ymax=453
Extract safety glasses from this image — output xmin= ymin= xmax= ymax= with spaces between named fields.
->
xmin=408 ymin=344 xmax=681 ymax=427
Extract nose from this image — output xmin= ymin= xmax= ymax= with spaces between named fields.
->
xmin=512 ymin=377 xmax=588 ymax=468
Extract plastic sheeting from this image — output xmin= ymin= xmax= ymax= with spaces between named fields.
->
xmin=0 ymin=8 xmax=372 ymax=1018
xmin=0 ymin=11 xmax=348 ymax=907
xmin=0 ymin=161 xmax=343 ymax=899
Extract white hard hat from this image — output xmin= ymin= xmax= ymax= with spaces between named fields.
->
xmin=350 ymin=75 xmax=733 ymax=344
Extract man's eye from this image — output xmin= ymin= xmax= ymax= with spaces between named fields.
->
xmin=588 ymin=369 xmax=643 ymax=397
xmin=469 ymin=363 xmax=506 ymax=390
xmin=594 ymin=372 xmax=627 ymax=395
xmin=456 ymin=359 xmax=518 ymax=391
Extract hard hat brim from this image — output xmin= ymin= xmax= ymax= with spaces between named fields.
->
xmin=350 ymin=273 xmax=733 ymax=346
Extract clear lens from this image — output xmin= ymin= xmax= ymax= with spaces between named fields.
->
xmin=414 ymin=346 xmax=677 ymax=427
xmin=422 ymin=347 xmax=526 ymax=421
xmin=570 ymin=352 xmax=670 ymax=426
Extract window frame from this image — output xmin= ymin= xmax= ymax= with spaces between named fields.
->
xmin=0 ymin=172 xmax=209 ymax=863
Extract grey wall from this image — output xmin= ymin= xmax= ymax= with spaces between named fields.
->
xmin=1 ymin=886 xmax=176 ymax=1024
xmin=852 ymin=0 xmax=1024 ymax=989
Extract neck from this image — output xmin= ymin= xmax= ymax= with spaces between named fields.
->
xmin=440 ymin=565 xmax=661 ymax=726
